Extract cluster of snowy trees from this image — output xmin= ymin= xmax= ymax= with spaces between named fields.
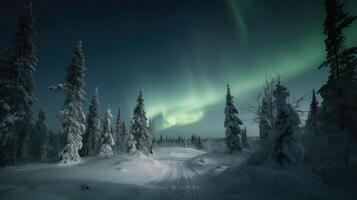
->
xmin=156 ymin=134 xmax=204 ymax=149
xmin=302 ymin=0 xmax=357 ymax=170
xmin=249 ymin=78 xmax=304 ymax=166
xmin=51 ymin=52 xmax=154 ymax=163
xmin=0 ymin=4 xmax=154 ymax=166
xmin=253 ymin=0 xmax=357 ymax=168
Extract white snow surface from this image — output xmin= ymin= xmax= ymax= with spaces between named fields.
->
xmin=0 ymin=146 xmax=356 ymax=200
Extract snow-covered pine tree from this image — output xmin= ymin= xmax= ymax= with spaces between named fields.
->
xmin=55 ymin=41 xmax=86 ymax=164
xmin=0 ymin=51 xmax=19 ymax=166
xmin=0 ymin=3 xmax=38 ymax=165
xmin=99 ymin=109 xmax=115 ymax=158
xmin=11 ymin=3 xmax=38 ymax=160
xmin=224 ymin=84 xmax=243 ymax=153
xmin=272 ymin=81 xmax=304 ymax=166
xmin=113 ymin=106 xmax=126 ymax=153
xmin=130 ymin=90 xmax=153 ymax=155
xmin=81 ymin=87 xmax=101 ymax=157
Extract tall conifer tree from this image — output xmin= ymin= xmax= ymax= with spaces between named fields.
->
xmin=54 ymin=41 xmax=86 ymax=164
xmin=81 ymin=87 xmax=101 ymax=156
xmin=130 ymin=90 xmax=153 ymax=155
xmin=224 ymin=85 xmax=243 ymax=152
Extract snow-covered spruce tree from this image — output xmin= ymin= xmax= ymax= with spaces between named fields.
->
xmin=113 ymin=107 xmax=126 ymax=153
xmin=130 ymin=90 xmax=153 ymax=155
xmin=0 ymin=51 xmax=19 ymax=166
xmin=319 ymin=0 xmax=357 ymax=142
xmin=272 ymin=81 xmax=304 ymax=166
xmin=224 ymin=84 xmax=243 ymax=153
xmin=0 ymin=3 xmax=37 ymax=165
xmin=80 ymin=87 xmax=101 ymax=157
xmin=53 ymin=41 xmax=86 ymax=164
xmin=12 ymin=3 xmax=38 ymax=160
xmin=99 ymin=109 xmax=115 ymax=158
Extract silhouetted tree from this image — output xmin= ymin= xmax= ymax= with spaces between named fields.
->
xmin=319 ymin=0 xmax=357 ymax=141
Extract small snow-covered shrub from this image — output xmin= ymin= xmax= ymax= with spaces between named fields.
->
xmin=99 ymin=144 xmax=114 ymax=158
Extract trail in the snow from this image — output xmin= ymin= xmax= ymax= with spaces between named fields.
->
xmin=149 ymin=148 xmax=205 ymax=200
xmin=157 ymin=159 xmax=200 ymax=200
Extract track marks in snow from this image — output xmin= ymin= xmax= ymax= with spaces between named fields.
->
xmin=158 ymin=161 xmax=200 ymax=200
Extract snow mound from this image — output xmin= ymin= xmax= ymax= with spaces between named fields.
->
xmin=118 ymin=152 xmax=171 ymax=184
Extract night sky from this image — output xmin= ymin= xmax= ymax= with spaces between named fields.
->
xmin=1 ymin=0 xmax=356 ymax=138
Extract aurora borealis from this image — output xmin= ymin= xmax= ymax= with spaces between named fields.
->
xmin=1 ymin=0 xmax=356 ymax=138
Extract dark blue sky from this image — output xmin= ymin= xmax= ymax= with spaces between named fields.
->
xmin=0 ymin=0 xmax=356 ymax=138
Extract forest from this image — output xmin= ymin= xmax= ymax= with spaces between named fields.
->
xmin=0 ymin=0 xmax=356 ymax=200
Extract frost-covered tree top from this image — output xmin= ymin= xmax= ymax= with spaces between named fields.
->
xmin=65 ymin=41 xmax=86 ymax=105
xmin=224 ymin=84 xmax=243 ymax=128
xmin=133 ymin=90 xmax=147 ymax=121
xmin=274 ymin=81 xmax=300 ymax=128
xmin=273 ymin=81 xmax=289 ymax=108
xmin=272 ymin=81 xmax=303 ymax=166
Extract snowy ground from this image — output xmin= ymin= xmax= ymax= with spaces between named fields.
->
xmin=0 ymin=146 xmax=356 ymax=200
